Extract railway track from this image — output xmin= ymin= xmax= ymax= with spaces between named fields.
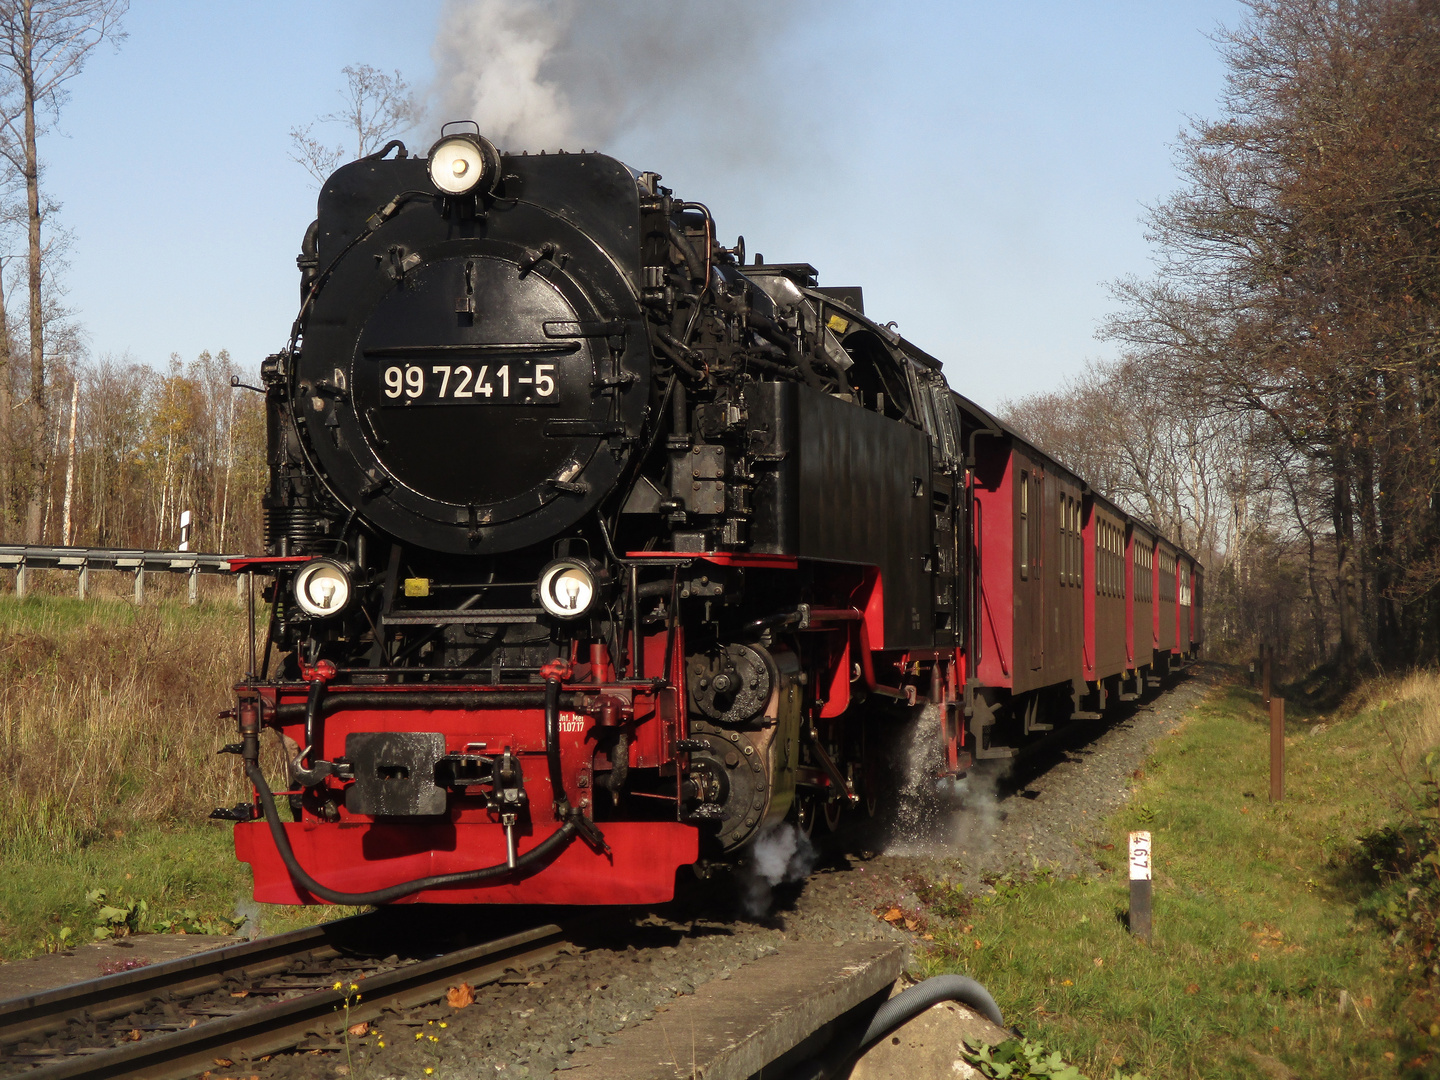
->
xmin=0 ymin=912 xmax=569 ymax=1080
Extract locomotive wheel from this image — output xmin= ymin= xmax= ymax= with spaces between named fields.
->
xmin=822 ymin=796 xmax=845 ymax=833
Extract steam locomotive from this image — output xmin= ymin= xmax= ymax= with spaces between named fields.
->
xmin=220 ymin=124 xmax=1203 ymax=906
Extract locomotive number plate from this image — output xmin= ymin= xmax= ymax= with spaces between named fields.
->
xmin=378 ymin=360 xmax=561 ymax=406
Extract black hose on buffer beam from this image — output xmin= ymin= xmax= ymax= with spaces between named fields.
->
xmin=244 ymin=761 xmax=578 ymax=906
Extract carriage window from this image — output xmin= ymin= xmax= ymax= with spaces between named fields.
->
xmin=1119 ymin=530 xmax=1126 ymax=599
xmin=1071 ymin=499 xmax=1079 ymax=587
xmin=1069 ymin=499 xmax=1078 ymax=587
xmin=1057 ymin=497 xmax=1065 ymax=584
xmin=1068 ymin=500 xmax=1077 ymax=587
xmin=1102 ymin=523 xmax=1108 ymax=596
xmin=1109 ymin=525 xmax=1116 ymax=596
xmin=1109 ymin=526 xmax=1116 ymax=596
xmin=1019 ymin=471 xmax=1029 ymax=580
xmin=1060 ymin=497 xmax=1069 ymax=585
xmin=1106 ymin=526 xmax=1112 ymax=597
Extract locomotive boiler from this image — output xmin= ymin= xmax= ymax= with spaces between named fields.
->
xmin=219 ymin=124 xmax=1202 ymax=906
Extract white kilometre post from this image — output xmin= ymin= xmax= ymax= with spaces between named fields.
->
xmin=1129 ymin=830 xmax=1152 ymax=942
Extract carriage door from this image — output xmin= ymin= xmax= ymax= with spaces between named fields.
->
xmin=1028 ymin=470 xmax=1044 ymax=670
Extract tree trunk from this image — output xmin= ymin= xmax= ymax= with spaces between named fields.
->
xmin=218 ymin=384 xmax=234 ymax=550
xmin=60 ymin=374 xmax=77 ymax=544
xmin=1332 ymin=448 xmax=1364 ymax=682
xmin=20 ymin=1 xmax=46 ymax=545
xmin=0 ymin=263 xmax=13 ymax=540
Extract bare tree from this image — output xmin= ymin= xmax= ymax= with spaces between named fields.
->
xmin=290 ymin=64 xmax=415 ymax=185
xmin=1102 ymin=0 xmax=1440 ymax=675
xmin=0 ymin=0 xmax=125 ymax=542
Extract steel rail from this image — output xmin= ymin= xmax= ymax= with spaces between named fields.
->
xmin=0 ymin=914 xmax=378 ymax=1048
xmin=1 ymin=918 xmax=567 ymax=1080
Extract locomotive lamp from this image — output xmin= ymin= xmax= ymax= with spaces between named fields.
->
xmin=292 ymin=558 xmax=353 ymax=618
xmin=427 ymin=127 xmax=501 ymax=197
xmin=537 ymin=558 xmax=600 ymax=620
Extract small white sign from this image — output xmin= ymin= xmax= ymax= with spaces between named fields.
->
xmin=1129 ymin=831 xmax=1152 ymax=881
xmin=558 ymin=712 xmax=586 ymax=734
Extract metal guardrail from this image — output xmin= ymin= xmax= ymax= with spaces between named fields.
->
xmin=0 ymin=544 xmax=246 ymax=603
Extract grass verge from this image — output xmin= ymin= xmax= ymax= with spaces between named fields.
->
xmin=0 ymin=595 xmax=341 ymax=962
xmin=0 ymin=822 xmax=347 ymax=960
xmin=899 ymin=671 xmax=1440 ymax=1079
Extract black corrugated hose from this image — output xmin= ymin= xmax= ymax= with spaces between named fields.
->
xmin=784 ymin=975 xmax=1005 ymax=1080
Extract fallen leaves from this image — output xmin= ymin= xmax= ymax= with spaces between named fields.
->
xmin=1093 ymin=957 xmax=1104 ymax=967
xmin=446 ymin=982 xmax=475 ymax=1009
xmin=347 ymin=1021 xmax=369 ymax=1036
xmin=872 ymin=906 xmax=926 ymax=933
xmin=1250 ymin=925 xmax=1285 ymax=949
xmin=213 ymin=1059 xmax=233 ymax=1068
xmin=1186 ymin=983 xmax=1200 ymax=994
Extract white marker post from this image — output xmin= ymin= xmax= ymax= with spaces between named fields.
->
xmin=1129 ymin=830 xmax=1152 ymax=942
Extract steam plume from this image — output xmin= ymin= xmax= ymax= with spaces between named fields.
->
xmin=431 ymin=0 xmax=807 ymax=152
xmin=885 ymin=704 xmax=1011 ymax=857
xmin=742 ymin=822 xmax=814 ymax=917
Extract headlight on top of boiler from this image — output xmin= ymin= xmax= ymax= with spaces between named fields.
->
xmin=293 ymin=558 xmax=354 ymax=618
xmin=427 ymin=126 xmax=501 ymax=197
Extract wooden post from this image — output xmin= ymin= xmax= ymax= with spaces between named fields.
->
xmin=1129 ymin=831 xmax=1152 ymax=942
xmin=77 ymin=562 xmax=88 ymax=600
xmin=133 ymin=567 xmax=145 ymax=605
xmin=1270 ymin=696 xmax=1285 ymax=802
xmin=14 ymin=561 xmax=25 ymax=599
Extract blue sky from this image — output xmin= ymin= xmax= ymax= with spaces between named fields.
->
xmin=44 ymin=0 xmax=1243 ymax=411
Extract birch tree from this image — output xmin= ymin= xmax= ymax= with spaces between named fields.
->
xmin=0 ymin=0 xmax=126 ymax=542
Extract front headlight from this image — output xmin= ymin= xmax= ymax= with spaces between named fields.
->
xmin=427 ymin=129 xmax=500 ymax=197
xmin=538 ymin=559 xmax=598 ymax=619
xmin=293 ymin=559 xmax=352 ymax=618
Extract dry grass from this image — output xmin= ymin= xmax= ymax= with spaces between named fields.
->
xmin=1338 ymin=668 xmax=1440 ymax=802
xmin=0 ymin=594 xmax=260 ymax=856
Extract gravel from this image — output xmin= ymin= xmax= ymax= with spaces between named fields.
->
xmin=246 ymin=666 xmax=1216 ymax=1080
